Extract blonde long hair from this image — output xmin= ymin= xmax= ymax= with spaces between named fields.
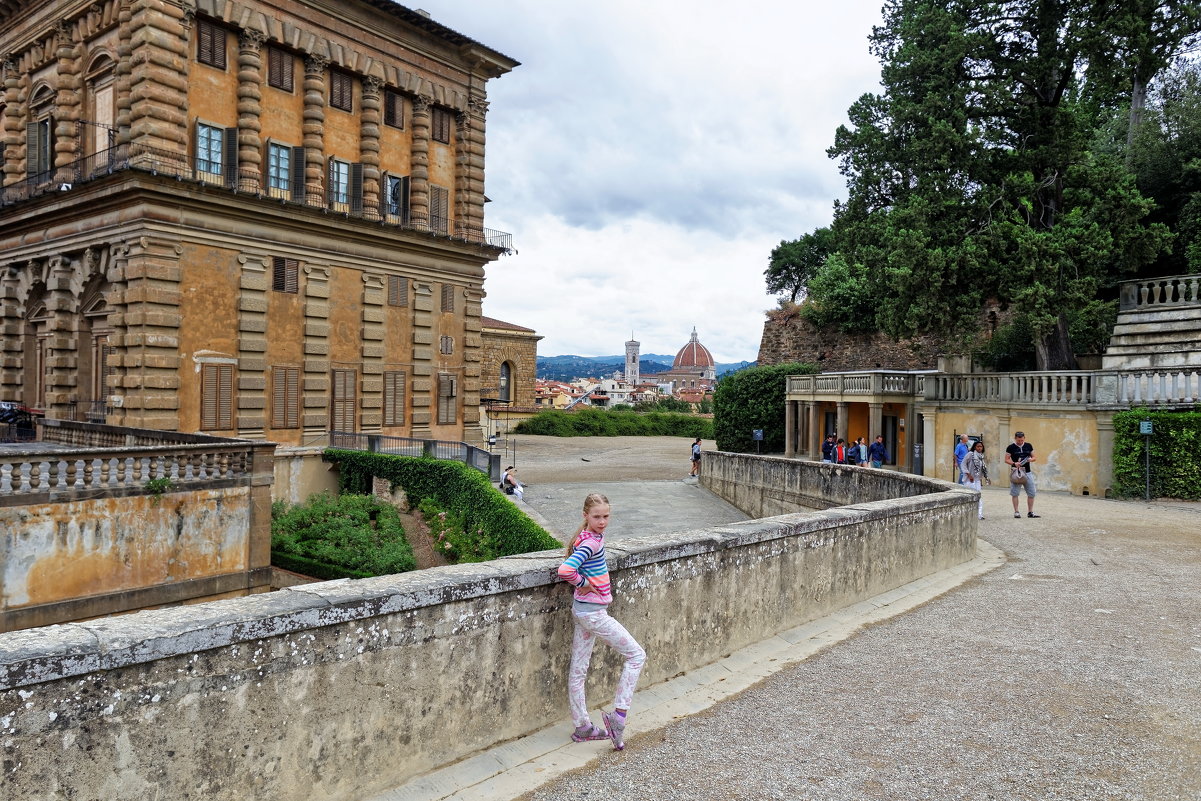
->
xmin=566 ymin=492 xmax=610 ymax=555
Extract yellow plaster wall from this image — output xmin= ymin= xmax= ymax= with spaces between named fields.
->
xmin=177 ymin=243 xmax=242 ymax=431
xmin=324 ymin=101 xmax=362 ymax=162
xmin=380 ymin=107 xmax=413 ymax=175
xmin=328 ymin=265 xmax=362 ymax=365
xmin=187 ymin=31 xmax=239 ymax=128
xmin=260 ymin=54 xmax=305 ymax=146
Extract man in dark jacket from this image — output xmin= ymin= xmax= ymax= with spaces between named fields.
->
xmin=867 ymin=435 xmax=889 ymax=468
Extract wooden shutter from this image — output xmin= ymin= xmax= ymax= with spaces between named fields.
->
xmin=198 ymin=20 xmax=226 ymax=69
xmin=387 ymin=275 xmax=408 ymax=307
xmin=331 ymin=369 xmax=357 ymax=432
xmin=384 ymin=90 xmax=404 ymax=128
xmin=388 ymin=174 xmax=410 ymax=222
xmin=272 ymin=366 xmax=300 ymax=428
xmin=201 ymin=364 xmax=233 ymax=430
xmin=383 ymin=370 xmax=406 ymax=426
xmin=330 ymin=71 xmax=352 ymax=111
xmin=268 ymin=47 xmax=293 ymax=92
xmin=222 ymin=126 xmax=238 ymax=189
xmin=25 ymin=121 xmax=39 ymax=178
xmin=432 ymin=107 xmax=451 ymax=143
xmin=290 ymin=145 xmax=306 ymax=201
xmin=437 ymin=374 xmax=456 ymax=424
xmin=272 ymin=256 xmax=299 ymax=293
xmin=349 ymin=162 xmax=363 ymax=214
xmin=441 ymin=283 xmax=454 ymax=312
xmin=430 ymin=185 xmax=449 ymax=233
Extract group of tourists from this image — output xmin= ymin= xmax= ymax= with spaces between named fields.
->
xmin=955 ymin=431 xmax=1038 ymax=520
xmin=821 ymin=433 xmax=890 ymax=469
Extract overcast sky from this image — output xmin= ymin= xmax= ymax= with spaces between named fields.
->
xmin=420 ymin=1 xmax=886 ymax=363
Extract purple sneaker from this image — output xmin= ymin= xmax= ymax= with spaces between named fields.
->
xmin=602 ymin=711 xmax=626 ymax=751
xmin=571 ymin=723 xmax=607 ymax=742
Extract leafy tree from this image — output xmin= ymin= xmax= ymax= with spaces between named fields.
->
xmin=765 ymin=228 xmax=833 ymax=302
xmin=817 ymin=0 xmax=1192 ymax=369
xmin=713 ymin=363 xmax=816 ymax=453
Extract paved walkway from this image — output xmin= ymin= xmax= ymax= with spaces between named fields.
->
xmin=379 ymin=438 xmax=1201 ymax=801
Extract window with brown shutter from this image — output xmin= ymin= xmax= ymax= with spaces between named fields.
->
xmin=267 ymin=46 xmax=294 ymax=92
xmin=197 ymin=20 xmax=227 ymax=69
xmin=430 ymin=184 xmax=449 ymax=234
xmin=440 ymin=336 xmax=453 ymax=355
xmin=441 ymin=284 xmax=454 ymax=312
xmin=272 ymin=366 xmax=300 ymax=429
xmin=331 ymin=368 xmax=357 ymax=432
xmin=201 ymin=363 xmax=234 ymax=430
xmin=384 ymin=89 xmax=405 ymax=129
xmin=383 ymin=371 xmax=406 ymax=426
xmin=272 ymin=256 xmax=299 ymax=293
xmin=431 ymin=106 xmax=452 ymax=143
xmin=387 ymin=275 xmax=408 ymax=307
xmin=330 ymin=71 xmax=353 ymax=112
xmin=437 ymin=374 xmax=457 ymax=424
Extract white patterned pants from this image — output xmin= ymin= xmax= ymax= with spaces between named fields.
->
xmin=966 ymin=477 xmax=983 ymax=517
xmin=568 ymin=607 xmax=646 ymax=727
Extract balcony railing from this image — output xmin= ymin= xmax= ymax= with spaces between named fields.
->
xmin=1119 ymin=274 xmax=1201 ymax=311
xmin=786 ymin=371 xmax=926 ymax=397
xmin=1 ymin=143 xmax=514 ymax=252
xmin=328 ymin=430 xmax=498 ymax=478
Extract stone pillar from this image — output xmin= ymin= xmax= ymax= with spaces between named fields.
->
xmin=836 ymin=401 xmax=848 ymax=443
xmin=921 ymin=407 xmax=936 ymax=478
xmin=1094 ymin=412 xmax=1114 ymax=498
xmin=868 ymin=402 xmax=883 ymax=441
xmin=784 ymin=399 xmax=795 ymax=457
xmin=995 ymin=412 xmax=1012 ymax=480
xmin=237 ymin=254 xmax=269 ymax=435
xmin=236 ymin=29 xmax=266 ymax=191
xmin=118 ymin=237 xmax=182 ymax=429
xmin=127 ymin=0 xmax=188 ymax=152
xmin=409 ymin=282 xmax=434 ymax=437
xmin=42 ymin=254 xmax=79 ymax=417
xmin=461 ymin=288 xmax=484 ymax=443
xmin=114 ymin=2 xmax=134 ymax=145
xmin=102 ymin=243 xmax=130 ymax=424
xmin=302 ymin=265 xmax=330 ymax=434
xmin=359 ymin=76 xmax=383 ymax=214
xmin=457 ymin=96 xmax=488 ymax=238
xmin=360 ymin=274 xmax=386 ymax=430
xmin=409 ymin=95 xmax=431 ymax=226
xmin=807 ymin=401 xmax=820 ymax=459
xmin=302 ymin=54 xmax=328 ymax=205
xmin=0 ymin=262 xmax=24 ymax=401
xmin=3 ymin=56 xmax=23 ymax=186
xmin=53 ymin=21 xmax=82 ymax=183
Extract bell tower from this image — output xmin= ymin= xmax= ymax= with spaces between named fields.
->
xmin=625 ymin=333 xmax=640 ymax=385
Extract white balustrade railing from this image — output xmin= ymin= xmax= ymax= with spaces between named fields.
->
xmin=0 ymin=445 xmax=254 ymax=497
xmin=1112 ymin=370 xmax=1201 ymax=405
xmin=1119 ymin=273 xmax=1201 ymax=310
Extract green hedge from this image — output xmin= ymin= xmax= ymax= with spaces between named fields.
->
xmin=1112 ymin=408 xmax=1201 ymax=500
xmin=323 ymin=449 xmax=561 ymax=557
xmin=514 ymin=408 xmax=714 ymax=438
xmin=271 ymin=492 xmax=416 ymax=577
xmin=713 ymin=362 xmax=817 ymax=453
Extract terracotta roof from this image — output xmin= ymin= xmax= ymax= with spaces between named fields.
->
xmin=481 ymin=316 xmax=536 ymax=333
xmin=673 ymin=327 xmax=715 ymax=369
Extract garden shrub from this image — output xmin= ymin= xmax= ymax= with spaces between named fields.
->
xmin=271 ymin=492 xmax=416 ymax=578
xmin=713 ymin=362 xmax=817 ymax=453
xmin=514 ymin=408 xmax=713 ymax=438
xmin=1111 ymin=408 xmax=1201 ymax=500
xmin=323 ymin=450 xmax=561 ymax=558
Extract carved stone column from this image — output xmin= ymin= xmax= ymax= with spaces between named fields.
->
xmin=42 ymin=254 xmax=80 ymax=416
xmin=236 ymin=29 xmax=266 ymax=191
xmin=119 ymin=236 xmax=182 ymax=429
xmin=101 ymin=243 xmax=130 ymax=424
xmin=237 ymin=254 xmax=269 ymax=434
xmin=2 ymin=56 xmax=22 ymax=186
xmin=302 ymin=265 xmax=330 ymax=434
xmin=409 ymin=282 xmax=433 ymax=437
xmin=54 ymin=21 xmax=82 ymax=183
xmin=0 ymin=261 xmax=24 ymax=401
xmin=127 ymin=0 xmax=189 ymax=151
xmin=456 ymin=96 xmax=488 ymax=238
xmin=359 ymin=76 xmax=383 ymax=214
xmin=114 ymin=1 xmax=134 ymax=145
xmin=302 ymin=54 xmax=328 ymax=205
xmin=409 ymin=95 xmax=431 ymax=226
xmin=461 ymin=287 xmax=484 ymax=443
xmin=360 ymin=274 xmax=385 ymax=430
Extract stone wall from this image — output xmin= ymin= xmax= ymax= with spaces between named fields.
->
xmin=0 ymin=458 xmax=975 ymax=801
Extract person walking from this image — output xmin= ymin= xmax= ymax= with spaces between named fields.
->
xmin=835 ymin=438 xmax=849 ymax=465
xmin=852 ymin=437 xmax=869 ymax=467
xmin=955 ymin=433 xmax=971 ymax=484
xmin=689 ymin=437 xmax=702 ymax=477
xmin=1005 ymin=431 xmax=1039 ymax=518
xmin=962 ymin=440 xmax=990 ymax=519
xmin=821 ymin=434 xmax=836 ymax=463
xmin=556 ymin=493 xmax=646 ymax=751
xmin=867 ymin=434 xmax=889 ymax=468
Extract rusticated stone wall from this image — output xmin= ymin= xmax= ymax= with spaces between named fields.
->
xmin=758 ymin=315 xmax=949 ymax=371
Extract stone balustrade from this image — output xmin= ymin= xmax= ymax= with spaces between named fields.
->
xmin=1119 ymin=274 xmax=1201 ymax=311
xmin=787 ymin=370 xmax=926 ymax=397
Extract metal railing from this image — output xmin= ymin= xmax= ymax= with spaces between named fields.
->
xmin=328 ymin=431 xmax=498 ymax=479
xmin=1 ymin=143 xmax=514 ymax=252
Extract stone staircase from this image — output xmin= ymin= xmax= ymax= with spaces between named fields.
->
xmin=1103 ymin=274 xmax=1201 ymax=370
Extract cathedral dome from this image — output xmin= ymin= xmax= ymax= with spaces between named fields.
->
xmin=673 ymin=327 xmax=714 ymax=369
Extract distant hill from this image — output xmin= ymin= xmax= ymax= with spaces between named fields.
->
xmin=536 ymin=355 xmax=754 ymax=382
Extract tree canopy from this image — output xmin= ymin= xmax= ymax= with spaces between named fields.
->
xmin=780 ymin=0 xmax=1201 ymax=369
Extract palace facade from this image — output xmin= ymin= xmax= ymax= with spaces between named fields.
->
xmin=0 ymin=0 xmax=517 ymax=445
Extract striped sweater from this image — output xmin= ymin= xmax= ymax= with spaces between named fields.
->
xmin=557 ymin=530 xmax=612 ymax=605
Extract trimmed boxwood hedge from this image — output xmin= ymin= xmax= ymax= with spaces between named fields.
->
xmin=1112 ymin=407 xmax=1201 ymax=500
xmin=514 ymin=408 xmax=713 ymax=438
xmin=323 ymin=449 xmax=561 ymax=558
xmin=270 ymin=492 xmax=416 ymax=578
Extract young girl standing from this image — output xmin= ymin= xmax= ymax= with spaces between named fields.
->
xmin=556 ymin=493 xmax=646 ymax=750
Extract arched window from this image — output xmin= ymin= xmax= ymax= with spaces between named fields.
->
xmin=498 ymin=361 xmax=512 ymax=402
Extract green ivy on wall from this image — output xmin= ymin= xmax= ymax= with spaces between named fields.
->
xmin=1112 ymin=408 xmax=1201 ymax=500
